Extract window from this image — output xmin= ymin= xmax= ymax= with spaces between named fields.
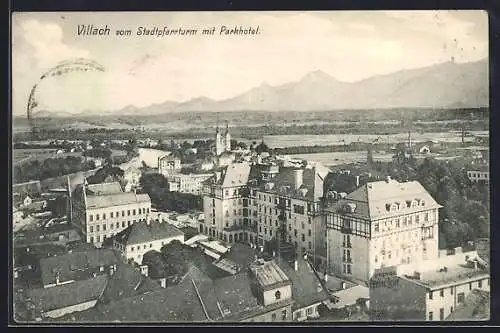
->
xmin=96 ymin=214 xmax=100 ymax=221
xmin=374 ymin=223 xmax=379 ymax=232
xmin=478 ymin=280 xmax=483 ymax=288
xmin=416 ymin=215 xmax=420 ymax=223
xmin=103 ymin=224 xmax=106 ymax=231
xmin=302 ymin=234 xmax=305 ymax=242
xmin=271 ymin=313 xmax=276 ymax=321
xmin=425 ymin=213 xmax=429 ymax=222
xmin=133 ymin=209 xmax=136 ymax=215
xmin=275 ymin=290 xmax=281 ymax=300
xmin=429 ymin=312 xmax=433 ymax=321
xmin=111 ymin=223 xmax=114 ymax=229
xmin=90 ymin=236 xmax=94 ymax=243
xmin=281 ymin=310 xmax=287 ymax=320
xmin=296 ymin=311 xmax=303 ymax=319
xmin=131 ymin=247 xmax=134 ymax=252
xmin=103 ymin=213 xmax=106 ymax=219
xmin=347 ymin=264 xmax=351 ymax=274
xmin=308 ymin=242 xmax=312 ymax=249
xmin=143 ymin=245 xmax=146 ymax=249
xmin=294 ymin=229 xmax=297 ymax=237
xmin=451 ymin=306 xmax=453 ymax=313
xmin=440 ymin=308 xmax=444 ymax=320
xmin=306 ymin=307 xmax=313 ymax=316
xmin=96 ymin=225 xmax=100 ymax=232
xmin=469 ymin=282 xmax=472 ymax=290
xmin=308 ymin=229 xmax=311 ymax=237
xmin=451 ymin=288 xmax=454 ymax=295
xmin=111 ymin=212 xmax=114 ymax=218
xmin=429 ymin=291 xmax=433 ymax=300
xmin=457 ymin=292 xmax=465 ymax=304
xmin=89 ymin=215 xmax=93 ymax=222
xmin=122 ymin=221 xmax=125 ymax=227
xmin=127 ymin=210 xmax=131 ymax=216
xmin=90 ymin=226 xmax=94 ymax=233
xmin=440 ymin=289 xmax=444 ymax=297
xmin=122 ymin=211 xmax=125 ymax=217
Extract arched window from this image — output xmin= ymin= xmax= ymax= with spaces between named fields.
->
xmin=275 ymin=290 xmax=281 ymax=300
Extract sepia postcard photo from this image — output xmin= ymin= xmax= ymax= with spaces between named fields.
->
xmin=10 ymin=10 xmax=490 ymax=323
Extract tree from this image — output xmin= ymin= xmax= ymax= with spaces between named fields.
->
xmin=160 ymin=240 xmax=189 ymax=277
xmin=142 ymin=250 xmax=168 ymax=279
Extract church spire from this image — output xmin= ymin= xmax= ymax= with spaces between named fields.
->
xmin=216 ymin=113 xmax=220 ymax=133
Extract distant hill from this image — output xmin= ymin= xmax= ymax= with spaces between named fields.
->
xmin=23 ymin=58 xmax=488 ymax=117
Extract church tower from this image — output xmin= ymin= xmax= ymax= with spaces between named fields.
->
xmin=224 ymin=120 xmax=231 ymax=151
xmin=215 ymin=117 xmax=224 ymax=156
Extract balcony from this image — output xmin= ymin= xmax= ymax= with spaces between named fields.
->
xmin=340 ymin=226 xmax=352 ymax=234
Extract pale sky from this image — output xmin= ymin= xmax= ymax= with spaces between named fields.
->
xmin=11 ymin=10 xmax=488 ymax=116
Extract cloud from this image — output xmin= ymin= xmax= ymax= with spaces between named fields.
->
xmin=19 ymin=19 xmax=90 ymax=70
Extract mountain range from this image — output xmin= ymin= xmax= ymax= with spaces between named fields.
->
xmin=32 ymin=58 xmax=489 ymax=117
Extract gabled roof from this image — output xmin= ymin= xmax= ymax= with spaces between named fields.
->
xmin=200 ymin=273 xmax=260 ymax=321
xmin=114 ymin=220 xmax=184 ymax=246
xmin=39 ymin=249 xmax=121 ymax=286
xmin=326 ymin=179 xmax=442 ymax=220
xmin=26 ymin=275 xmax=108 ymax=313
xmin=86 ymin=192 xmax=150 ymax=209
xmin=276 ymin=258 xmax=330 ymax=309
xmin=61 ymin=267 xmax=210 ymax=323
xmin=100 ymin=263 xmax=163 ymax=304
xmin=86 ymin=182 xmax=123 ymax=195
xmin=221 ymin=163 xmax=251 ymax=187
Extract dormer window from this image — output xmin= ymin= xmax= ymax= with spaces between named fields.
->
xmin=411 ymin=200 xmax=418 ymax=208
xmin=275 ymin=290 xmax=281 ymax=300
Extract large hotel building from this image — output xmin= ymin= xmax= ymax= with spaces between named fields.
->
xmin=202 ymin=162 xmax=329 ymax=264
xmin=324 ymin=177 xmax=442 ymax=283
xmin=70 ymin=181 xmax=152 ymax=247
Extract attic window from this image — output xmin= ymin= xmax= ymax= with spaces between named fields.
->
xmin=420 ymin=200 xmax=425 ymax=207
xmin=411 ymin=200 xmax=418 ymax=208
xmin=406 ymin=200 xmax=412 ymax=208
xmin=385 ymin=204 xmax=391 ymax=212
xmin=275 ymin=290 xmax=281 ymax=300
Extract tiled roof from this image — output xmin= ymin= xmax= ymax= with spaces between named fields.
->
xmin=60 ymin=267 xmax=210 ymax=323
xmin=250 ymin=260 xmax=291 ymax=290
xmin=445 ymin=289 xmax=490 ymax=321
xmin=326 ymin=179 xmax=442 ymax=220
xmin=26 ymin=275 xmax=108 ymax=313
xmin=200 ymin=273 xmax=261 ymax=321
xmin=276 ymin=258 xmax=330 ymax=309
xmin=39 ymin=249 xmax=121 ymax=286
xmin=86 ymin=192 xmax=151 ymax=209
xmin=100 ymin=263 xmax=163 ymax=304
xmin=114 ymin=220 xmax=184 ymax=246
xmin=221 ymin=163 xmax=251 ymax=187
xmin=86 ymin=182 xmax=123 ymax=195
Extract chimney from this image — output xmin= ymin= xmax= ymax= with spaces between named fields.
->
xmin=293 ymin=169 xmax=304 ymax=190
xmin=55 ymin=272 xmax=60 ymax=285
xmin=294 ymin=260 xmax=298 ymax=271
xmin=473 ymin=260 xmax=478 ymax=271
xmin=109 ymin=266 xmax=115 ymax=276
xmin=341 ymin=281 xmax=346 ymax=289
xmin=272 ymin=251 xmax=276 ymax=257
xmin=385 ymin=176 xmax=391 ymax=183
xmin=355 ymin=175 xmax=360 ymax=187
xmin=159 ymin=277 xmax=167 ymax=288
xmin=324 ymin=274 xmax=328 ymax=283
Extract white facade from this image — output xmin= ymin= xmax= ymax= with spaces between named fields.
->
xmin=114 ymin=233 xmax=185 ymax=265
